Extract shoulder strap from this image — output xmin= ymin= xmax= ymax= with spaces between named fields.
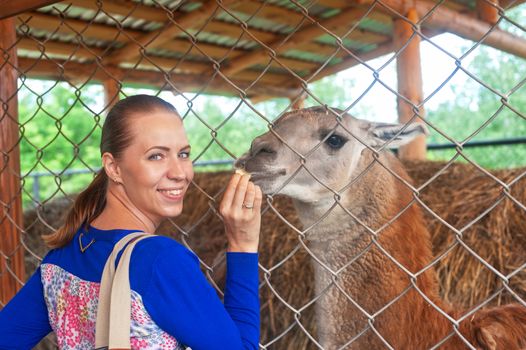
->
xmin=95 ymin=232 xmax=154 ymax=349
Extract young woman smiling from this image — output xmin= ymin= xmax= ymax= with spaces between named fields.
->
xmin=0 ymin=95 xmax=262 ymax=349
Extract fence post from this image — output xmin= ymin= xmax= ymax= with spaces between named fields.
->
xmin=0 ymin=16 xmax=26 ymax=305
xmin=290 ymin=92 xmax=306 ymax=110
xmin=393 ymin=8 xmax=427 ymax=161
xmin=103 ymin=67 xmax=121 ymax=112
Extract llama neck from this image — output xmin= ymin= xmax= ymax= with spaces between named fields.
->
xmin=293 ymin=153 xmax=453 ymax=348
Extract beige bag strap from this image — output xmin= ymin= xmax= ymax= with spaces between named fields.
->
xmin=95 ymin=232 xmax=153 ymax=349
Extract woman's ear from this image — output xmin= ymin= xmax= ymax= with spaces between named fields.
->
xmin=102 ymin=152 xmax=121 ymax=184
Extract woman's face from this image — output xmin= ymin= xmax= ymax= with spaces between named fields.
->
xmin=116 ymin=109 xmax=194 ymax=224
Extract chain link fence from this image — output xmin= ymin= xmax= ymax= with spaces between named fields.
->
xmin=1 ymin=0 xmax=526 ymax=349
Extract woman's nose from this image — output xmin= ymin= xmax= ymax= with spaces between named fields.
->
xmin=167 ymin=160 xmax=186 ymax=180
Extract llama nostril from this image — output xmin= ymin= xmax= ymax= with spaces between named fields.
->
xmin=233 ymin=158 xmax=246 ymax=169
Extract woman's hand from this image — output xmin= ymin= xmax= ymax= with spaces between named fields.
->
xmin=219 ymin=173 xmax=262 ymax=253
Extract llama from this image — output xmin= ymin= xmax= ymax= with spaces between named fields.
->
xmin=236 ymin=106 xmax=526 ymax=349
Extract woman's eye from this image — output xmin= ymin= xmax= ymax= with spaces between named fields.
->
xmin=179 ymin=152 xmax=190 ymax=159
xmin=325 ymin=135 xmax=346 ymax=149
xmin=148 ymin=153 xmax=163 ymax=160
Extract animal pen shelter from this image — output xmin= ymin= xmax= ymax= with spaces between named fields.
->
xmin=1 ymin=0 xmax=526 ymax=348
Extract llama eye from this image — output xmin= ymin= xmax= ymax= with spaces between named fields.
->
xmin=325 ymin=135 xmax=346 ymax=149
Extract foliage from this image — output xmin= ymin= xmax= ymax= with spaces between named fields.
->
xmin=18 ymin=82 xmax=102 ymax=208
xmin=426 ymin=45 xmax=526 ymax=169
xmin=425 ymin=6 xmax=526 ymax=169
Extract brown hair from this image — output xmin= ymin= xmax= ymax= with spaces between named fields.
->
xmin=44 ymin=95 xmax=179 ymax=248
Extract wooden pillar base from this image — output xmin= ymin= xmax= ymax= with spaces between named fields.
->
xmin=0 ymin=16 xmax=25 ymax=305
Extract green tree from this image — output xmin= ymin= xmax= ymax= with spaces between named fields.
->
xmin=426 ymin=45 xmax=526 ymax=169
xmin=18 ymin=82 xmax=102 ymax=207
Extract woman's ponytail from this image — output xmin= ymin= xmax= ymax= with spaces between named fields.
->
xmin=43 ymin=170 xmax=108 ymax=248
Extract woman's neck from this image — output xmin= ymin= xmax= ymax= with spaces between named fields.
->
xmin=90 ymin=187 xmax=158 ymax=233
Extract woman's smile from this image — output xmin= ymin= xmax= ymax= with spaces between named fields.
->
xmin=157 ymin=187 xmax=185 ymax=201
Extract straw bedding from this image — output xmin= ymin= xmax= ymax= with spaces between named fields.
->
xmin=23 ymin=161 xmax=526 ymax=349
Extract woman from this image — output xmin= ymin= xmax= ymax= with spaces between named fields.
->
xmin=0 ymin=95 xmax=262 ymax=349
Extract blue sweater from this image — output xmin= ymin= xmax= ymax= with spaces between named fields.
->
xmin=0 ymin=226 xmax=260 ymax=350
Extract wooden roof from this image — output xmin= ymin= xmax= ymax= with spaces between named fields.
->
xmin=3 ymin=0 xmax=526 ymax=100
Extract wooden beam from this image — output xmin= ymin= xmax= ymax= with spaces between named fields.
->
xmin=16 ymin=35 xmax=320 ymax=81
xmin=23 ymin=8 xmax=383 ymax=74
xmin=16 ymin=36 xmax=305 ymax=87
xmin=103 ymin=1 xmax=239 ymax=65
xmin=230 ymin=0 xmax=307 ymax=28
xmin=68 ymin=0 xmax=168 ymax=23
xmin=307 ymin=40 xmax=395 ymax=82
xmin=17 ymin=57 xmax=303 ymax=99
xmin=316 ymin=0 xmax=359 ymax=8
xmin=17 ymin=37 xmax=105 ymax=60
xmin=200 ymin=19 xmax=383 ymax=56
xmin=476 ymin=0 xmax=499 ymax=24
xmin=0 ymin=17 xmax=26 ymax=304
xmin=377 ymin=0 xmax=526 ymax=60
xmin=0 ymin=0 xmax=59 ymax=20
xmin=23 ymin=11 xmax=144 ymax=43
xmin=204 ymin=7 xmax=393 ymax=48
xmin=221 ymin=7 xmax=371 ymax=76
xmin=124 ymin=55 xmax=299 ymax=86
xmin=393 ymin=9 xmax=426 ymax=160
xmin=143 ymin=39 xmax=320 ymax=72
xmin=306 ymin=27 xmax=441 ymax=83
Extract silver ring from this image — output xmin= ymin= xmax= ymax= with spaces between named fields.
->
xmin=242 ymin=203 xmax=254 ymax=210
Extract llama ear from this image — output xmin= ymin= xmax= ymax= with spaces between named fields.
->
xmin=365 ymin=122 xmax=429 ymax=148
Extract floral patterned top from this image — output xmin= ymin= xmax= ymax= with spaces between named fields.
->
xmin=0 ymin=226 xmax=260 ymax=350
xmin=41 ymin=263 xmax=184 ymax=349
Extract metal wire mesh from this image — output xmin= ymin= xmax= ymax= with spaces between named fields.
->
xmin=1 ymin=0 xmax=525 ymax=349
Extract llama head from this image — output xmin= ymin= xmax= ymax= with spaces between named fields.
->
xmin=236 ymin=106 xmax=427 ymax=203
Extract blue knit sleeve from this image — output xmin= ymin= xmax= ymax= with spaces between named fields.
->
xmin=0 ymin=267 xmax=52 ymax=349
xmin=141 ymin=241 xmax=260 ymax=350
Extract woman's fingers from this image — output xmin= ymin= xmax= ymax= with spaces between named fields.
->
xmin=220 ymin=173 xmax=262 ymax=253
xmin=243 ymin=182 xmax=256 ymax=209
xmin=253 ymin=185 xmax=263 ymax=211
xmin=231 ymin=174 xmax=251 ymax=210
xmin=220 ymin=173 xmax=242 ymax=210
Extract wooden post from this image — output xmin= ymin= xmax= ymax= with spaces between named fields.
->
xmin=476 ymin=0 xmax=499 ymax=25
xmin=0 ymin=17 xmax=26 ymax=305
xmin=103 ymin=73 xmax=121 ymax=113
xmin=393 ymin=9 xmax=427 ymax=161
xmin=290 ymin=92 xmax=306 ymax=110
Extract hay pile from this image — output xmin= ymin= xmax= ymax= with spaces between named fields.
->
xmin=23 ymin=161 xmax=526 ymax=350
xmin=405 ymin=161 xmax=526 ymax=308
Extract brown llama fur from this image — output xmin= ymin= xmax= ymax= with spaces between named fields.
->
xmin=336 ymin=154 xmax=526 ymax=349
xmin=234 ymin=105 xmax=526 ymax=349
